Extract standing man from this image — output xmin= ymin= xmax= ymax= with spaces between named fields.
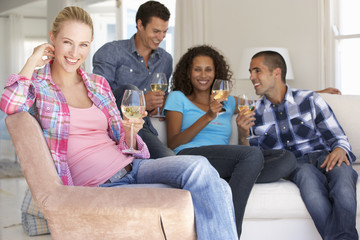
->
xmin=237 ymin=50 xmax=358 ymax=240
xmin=93 ymin=1 xmax=174 ymax=158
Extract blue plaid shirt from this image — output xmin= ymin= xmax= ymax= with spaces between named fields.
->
xmin=250 ymin=86 xmax=356 ymax=162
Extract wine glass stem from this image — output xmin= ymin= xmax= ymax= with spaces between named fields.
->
xmin=249 ymin=126 xmax=255 ymax=136
xmin=157 ymin=107 xmax=160 ymax=116
xmin=130 ymin=123 xmax=134 ymax=150
xmin=216 ymin=112 xmax=219 ymax=122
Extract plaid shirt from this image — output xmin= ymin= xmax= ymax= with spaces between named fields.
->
xmin=0 ymin=63 xmax=149 ymax=186
xmin=250 ymin=86 xmax=355 ymax=162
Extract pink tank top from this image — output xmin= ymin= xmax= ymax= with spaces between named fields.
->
xmin=67 ymin=104 xmax=133 ymax=186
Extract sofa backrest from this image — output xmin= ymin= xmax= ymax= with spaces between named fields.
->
xmin=320 ymin=93 xmax=360 ymax=160
xmin=152 ymin=93 xmax=360 ymax=161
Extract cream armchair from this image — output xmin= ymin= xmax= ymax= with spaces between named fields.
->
xmin=6 ymin=112 xmax=196 ymax=240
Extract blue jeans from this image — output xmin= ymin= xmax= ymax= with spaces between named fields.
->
xmin=288 ymin=150 xmax=358 ymax=240
xmin=100 ymin=156 xmax=238 ymax=240
xmin=113 ymin=84 xmax=174 ymax=159
xmin=257 ymin=149 xmax=296 ymax=183
xmin=178 ymin=145 xmax=264 ymax=237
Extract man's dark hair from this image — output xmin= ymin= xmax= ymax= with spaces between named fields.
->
xmin=136 ymin=1 xmax=170 ymax=28
xmin=252 ymin=51 xmax=287 ymax=83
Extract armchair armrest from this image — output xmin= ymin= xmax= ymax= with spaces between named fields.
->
xmin=6 ymin=112 xmax=196 ymax=240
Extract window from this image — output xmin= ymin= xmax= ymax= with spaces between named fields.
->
xmin=84 ymin=1 xmax=117 ymax=72
xmin=327 ymin=0 xmax=360 ymax=95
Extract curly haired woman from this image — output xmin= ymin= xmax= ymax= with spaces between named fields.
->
xmin=164 ymin=45 xmax=296 ymax=237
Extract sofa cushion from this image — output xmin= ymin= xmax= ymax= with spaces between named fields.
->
xmin=244 ymin=178 xmax=360 ymax=219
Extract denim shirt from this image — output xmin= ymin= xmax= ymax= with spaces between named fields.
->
xmin=92 ymin=34 xmax=173 ymax=93
xmin=250 ymin=86 xmax=356 ymax=162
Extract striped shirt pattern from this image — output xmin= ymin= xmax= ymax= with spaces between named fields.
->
xmin=250 ymin=86 xmax=355 ymax=162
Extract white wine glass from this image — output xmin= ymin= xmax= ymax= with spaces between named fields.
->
xmin=238 ymin=93 xmax=258 ymax=139
xmin=150 ymin=72 xmax=168 ymax=118
xmin=121 ymin=89 xmax=146 ymax=154
xmin=211 ymin=79 xmax=230 ymax=125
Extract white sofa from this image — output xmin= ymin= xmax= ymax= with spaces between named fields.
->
xmin=151 ymin=93 xmax=360 ymax=240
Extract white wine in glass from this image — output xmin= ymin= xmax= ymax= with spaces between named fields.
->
xmin=211 ymin=79 xmax=230 ymax=125
xmin=121 ymin=89 xmax=146 ymax=154
xmin=150 ymin=83 xmax=168 ymax=92
xmin=212 ymin=90 xmax=230 ymax=100
xmin=238 ymin=93 xmax=258 ymax=139
xmin=121 ymin=106 xmax=146 ymax=120
xmin=150 ymin=73 xmax=168 ymax=117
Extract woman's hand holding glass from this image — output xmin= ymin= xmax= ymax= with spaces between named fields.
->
xmin=121 ymin=90 xmax=146 ymax=154
xmin=121 ymin=113 xmax=147 ymax=148
xmin=210 ymin=79 xmax=230 ymax=125
xmin=208 ymin=91 xmax=227 ymax=120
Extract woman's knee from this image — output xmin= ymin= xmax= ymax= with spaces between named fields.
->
xmin=193 ymin=155 xmax=215 ymax=170
xmin=177 ymin=155 xmax=215 ymax=172
xmin=232 ymin=146 xmax=264 ymax=174
xmin=247 ymin=146 xmax=264 ymax=167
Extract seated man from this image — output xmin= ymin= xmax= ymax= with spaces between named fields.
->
xmin=237 ymin=50 xmax=358 ymax=240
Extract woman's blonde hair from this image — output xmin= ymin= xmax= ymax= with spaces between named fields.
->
xmin=51 ymin=6 xmax=93 ymax=38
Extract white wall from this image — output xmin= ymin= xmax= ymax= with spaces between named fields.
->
xmin=23 ymin=18 xmax=47 ymax=38
xmin=0 ymin=0 xmax=324 ymax=95
xmin=203 ymin=0 xmax=323 ymax=95
xmin=0 ymin=18 xmax=10 ymax=91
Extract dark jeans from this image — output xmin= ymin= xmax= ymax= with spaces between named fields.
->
xmin=288 ymin=150 xmax=358 ymax=240
xmin=257 ymin=149 xmax=296 ymax=183
xmin=112 ymin=85 xmax=174 ymax=159
xmin=137 ymin=123 xmax=174 ymax=158
xmin=178 ymin=146 xmax=296 ymax=237
xmin=178 ymin=145 xmax=262 ymax=237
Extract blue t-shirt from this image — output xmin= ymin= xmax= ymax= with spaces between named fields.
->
xmin=164 ymin=91 xmax=236 ymax=154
